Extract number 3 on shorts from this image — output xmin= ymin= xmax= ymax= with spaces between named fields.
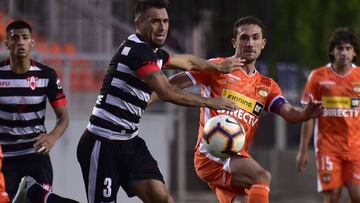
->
xmin=103 ymin=177 xmax=112 ymax=198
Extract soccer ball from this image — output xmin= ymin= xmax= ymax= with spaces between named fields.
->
xmin=202 ymin=115 xmax=246 ymax=159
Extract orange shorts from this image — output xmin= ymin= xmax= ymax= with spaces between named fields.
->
xmin=194 ymin=148 xmax=250 ymax=203
xmin=316 ymin=150 xmax=360 ymax=192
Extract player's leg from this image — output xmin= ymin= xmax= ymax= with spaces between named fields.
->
xmin=0 ymin=146 xmax=9 ymax=203
xmin=2 ymin=153 xmax=53 ymax=201
xmin=77 ymin=130 xmax=121 ymax=203
xmin=343 ymin=158 xmax=360 ymax=203
xmin=345 ymin=182 xmax=360 ymax=203
xmin=13 ymin=176 xmax=78 ymax=203
xmin=316 ymin=152 xmax=343 ymax=203
xmin=125 ymin=137 xmax=173 ymax=203
xmin=230 ymin=156 xmax=271 ymax=203
xmin=322 ymin=188 xmax=342 ymax=203
xmin=131 ymin=179 xmax=174 ymax=203
xmin=233 ymin=195 xmax=248 ymax=203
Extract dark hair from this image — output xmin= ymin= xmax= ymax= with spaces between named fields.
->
xmin=135 ymin=0 xmax=169 ymax=19
xmin=233 ymin=16 xmax=265 ymax=39
xmin=6 ymin=19 xmax=32 ymax=34
xmin=328 ymin=27 xmax=359 ymax=62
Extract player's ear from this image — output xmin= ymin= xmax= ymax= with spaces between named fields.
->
xmin=4 ymin=40 xmax=9 ymax=49
xmin=31 ymin=39 xmax=35 ymax=48
xmin=231 ymin=38 xmax=236 ymax=49
xmin=262 ymin=38 xmax=266 ymax=49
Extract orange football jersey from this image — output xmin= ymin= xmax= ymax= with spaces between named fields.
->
xmin=301 ymin=64 xmax=360 ymax=156
xmin=187 ymin=57 xmax=286 ymax=155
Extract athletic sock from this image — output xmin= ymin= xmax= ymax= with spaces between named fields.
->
xmin=27 ymin=184 xmax=79 ymax=203
xmin=248 ymin=182 xmax=270 ymax=203
xmin=27 ymin=183 xmax=47 ymax=203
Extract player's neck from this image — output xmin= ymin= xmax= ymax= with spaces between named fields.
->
xmin=10 ymin=56 xmax=31 ymax=74
xmin=331 ymin=63 xmax=352 ymax=75
xmin=242 ymin=64 xmax=256 ymax=75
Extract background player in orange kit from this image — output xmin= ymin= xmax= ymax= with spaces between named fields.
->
xmin=151 ymin=16 xmax=324 ymax=203
xmin=0 ymin=146 xmax=9 ymax=203
xmin=296 ymin=27 xmax=360 ymax=203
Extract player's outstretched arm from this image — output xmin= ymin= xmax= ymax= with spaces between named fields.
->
xmin=164 ymin=54 xmax=244 ymax=73
xmin=278 ymin=97 xmax=323 ymax=123
xmin=144 ymin=70 xmax=238 ymax=110
xmin=148 ymin=72 xmax=193 ymax=106
xmin=296 ymin=119 xmax=314 ymax=172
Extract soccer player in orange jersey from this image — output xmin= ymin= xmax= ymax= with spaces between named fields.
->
xmin=155 ymin=16 xmax=324 ymax=203
xmin=0 ymin=146 xmax=9 ymax=203
xmin=296 ymin=27 xmax=360 ymax=203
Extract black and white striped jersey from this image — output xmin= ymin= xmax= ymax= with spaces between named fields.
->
xmin=0 ymin=59 xmax=67 ymax=157
xmin=87 ymin=34 xmax=170 ymax=140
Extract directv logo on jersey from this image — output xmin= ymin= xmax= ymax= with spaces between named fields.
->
xmin=217 ymin=109 xmax=259 ymax=126
xmin=323 ymin=108 xmax=360 ymax=117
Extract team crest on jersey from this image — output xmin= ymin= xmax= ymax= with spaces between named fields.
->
xmin=322 ymin=173 xmax=332 ymax=183
xmin=256 ymin=86 xmax=269 ymax=97
xmin=56 ymin=79 xmax=63 ymax=89
xmin=26 ymin=76 xmax=39 ymax=90
xmin=353 ymin=86 xmax=360 ymax=93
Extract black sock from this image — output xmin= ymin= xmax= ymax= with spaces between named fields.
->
xmin=27 ymin=183 xmax=47 ymax=203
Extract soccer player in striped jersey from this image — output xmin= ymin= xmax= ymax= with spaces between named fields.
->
xmin=76 ymin=0 xmax=243 ymax=203
xmin=155 ymin=16 xmax=324 ymax=203
xmin=297 ymin=27 xmax=360 ymax=203
xmin=0 ymin=20 xmax=69 ymax=201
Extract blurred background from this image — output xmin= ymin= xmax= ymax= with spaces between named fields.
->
xmin=1 ymin=0 xmax=360 ymax=202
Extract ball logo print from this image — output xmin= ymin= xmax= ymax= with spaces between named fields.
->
xmin=202 ymin=115 xmax=246 ymax=159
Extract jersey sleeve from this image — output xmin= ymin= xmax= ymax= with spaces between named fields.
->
xmin=185 ymin=70 xmax=213 ymax=86
xmin=300 ymin=71 xmax=319 ymax=106
xmin=184 ymin=58 xmax=223 ymax=85
xmin=47 ymin=68 xmax=67 ymax=108
xmin=266 ymin=79 xmax=288 ymax=114
xmin=127 ymin=44 xmax=166 ymax=78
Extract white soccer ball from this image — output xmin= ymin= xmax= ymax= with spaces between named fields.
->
xmin=202 ymin=115 xmax=246 ymax=159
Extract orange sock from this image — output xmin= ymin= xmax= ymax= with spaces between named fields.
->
xmin=248 ymin=182 xmax=270 ymax=203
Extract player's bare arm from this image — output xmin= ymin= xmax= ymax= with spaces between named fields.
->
xmin=279 ymin=97 xmax=323 ymax=123
xmin=148 ymin=72 xmax=193 ymax=106
xmin=144 ymin=70 xmax=238 ymax=110
xmin=164 ymin=54 xmax=244 ymax=72
xmin=34 ymin=105 xmax=69 ymax=154
xmin=296 ymin=119 xmax=314 ymax=172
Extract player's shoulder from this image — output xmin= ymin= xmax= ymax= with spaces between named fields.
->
xmin=310 ymin=64 xmax=330 ymax=74
xmin=0 ymin=59 xmax=10 ymax=68
xmin=256 ymin=72 xmax=276 ymax=87
xmin=31 ymin=60 xmax=57 ymax=75
xmin=307 ymin=64 xmax=330 ymax=80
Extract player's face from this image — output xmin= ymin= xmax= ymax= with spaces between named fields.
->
xmin=136 ymin=7 xmax=169 ymax=48
xmin=232 ymin=24 xmax=266 ymax=64
xmin=331 ymin=43 xmax=356 ymax=67
xmin=5 ymin=28 xmax=34 ymax=58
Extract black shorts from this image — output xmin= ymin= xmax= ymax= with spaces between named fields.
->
xmin=2 ymin=153 xmax=53 ymax=200
xmin=77 ymin=129 xmax=164 ymax=203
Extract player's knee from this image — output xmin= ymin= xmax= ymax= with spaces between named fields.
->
xmin=149 ymin=192 xmax=174 ymax=203
xmin=253 ymin=169 xmax=271 ymax=184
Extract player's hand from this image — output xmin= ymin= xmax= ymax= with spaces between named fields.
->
xmin=34 ymin=133 xmax=57 ymax=154
xmin=296 ymin=149 xmax=309 ymax=172
xmin=206 ymin=97 xmax=239 ymax=111
xmin=217 ymin=57 xmax=245 ymax=73
xmin=304 ymin=94 xmax=323 ymax=119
